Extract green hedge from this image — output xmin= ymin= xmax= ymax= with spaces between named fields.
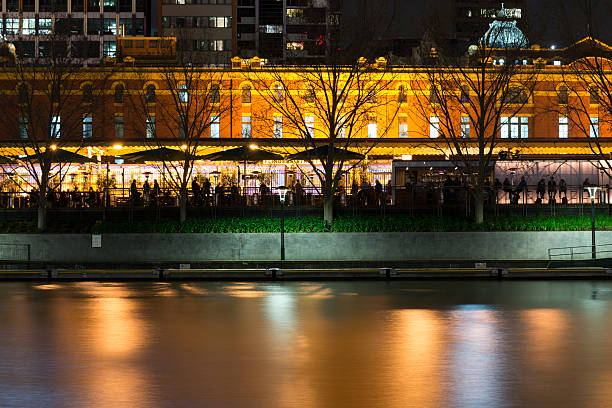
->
xmin=89 ymin=214 xmax=612 ymax=234
xmin=2 ymin=214 xmax=612 ymax=234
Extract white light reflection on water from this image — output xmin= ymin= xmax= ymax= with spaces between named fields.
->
xmin=449 ymin=305 xmax=506 ymax=408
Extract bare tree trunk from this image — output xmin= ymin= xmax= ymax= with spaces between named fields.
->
xmin=179 ymin=184 xmax=187 ymax=223
xmin=324 ymin=195 xmax=334 ymax=227
xmin=37 ymin=199 xmax=47 ymax=232
xmin=474 ymin=188 xmax=484 ymax=224
xmin=37 ymin=170 xmax=49 ymax=232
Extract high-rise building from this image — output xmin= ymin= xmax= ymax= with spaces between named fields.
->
xmin=160 ymin=0 xmax=339 ymax=65
xmin=160 ymin=0 xmax=234 ymax=64
xmin=3 ymin=0 xmax=149 ymax=61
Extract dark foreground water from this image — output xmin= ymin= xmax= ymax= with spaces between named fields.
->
xmin=1 ymin=281 xmax=612 ymax=407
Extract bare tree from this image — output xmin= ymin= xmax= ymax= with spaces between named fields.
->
xmin=249 ymin=59 xmax=399 ymax=225
xmin=0 ymin=35 xmax=112 ymax=231
xmin=127 ymin=44 xmax=229 ymax=222
xmin=410 ymin=24 xmax=538 ymax=223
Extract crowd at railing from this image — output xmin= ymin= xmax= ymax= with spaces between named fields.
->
xmin=0 ymin=179 xmax=609 ymax=210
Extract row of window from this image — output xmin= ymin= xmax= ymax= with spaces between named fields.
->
xmin=2 ymin=0 xmax=143 ymax=13
xmin=161 ymin=16 xmax=231 ymax=29
xmin=2 ymin=17 xmax=145 ymax=36
xmin=15 ymin=114 xmax=605 ymax=141
xmin=162 ymin=0 xmax=231 ymax=4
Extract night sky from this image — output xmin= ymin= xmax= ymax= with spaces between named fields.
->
xmin=353 ymin=0 xmax=612 ymax=48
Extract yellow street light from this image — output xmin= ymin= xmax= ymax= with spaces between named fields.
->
xmin=249 ymin=144 xmax=259 ymax=150
xmin=113 ymin=144 xmax=123 ymax=150
xmin=50 ymin=144 xmax=57 ymax=151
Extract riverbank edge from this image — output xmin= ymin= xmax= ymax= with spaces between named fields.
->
xmin=0 ymin=266 xmax=611 ymax=281
xmin=0 ymin=231 xmax=610 ymax=264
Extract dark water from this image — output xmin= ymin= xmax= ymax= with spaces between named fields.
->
xmin=1 ymin=281 xmax=612 ymax=407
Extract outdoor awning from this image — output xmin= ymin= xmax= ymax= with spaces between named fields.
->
xmin=119 ymin=147 xmax=198 ymax=163
xmin=287 ymin=145 xmax=365 ymax=161
xmin=200 ymin=146 xmax=284 ymax=162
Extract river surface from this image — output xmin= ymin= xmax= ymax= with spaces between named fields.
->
xmin=1 ymin=281 xmax=612 ymax=407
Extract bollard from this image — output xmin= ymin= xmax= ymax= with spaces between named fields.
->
xmin=266 ymin=268 xmax=282 ymax=279
xmin=379 ymin=268 xmax=395 ymax=279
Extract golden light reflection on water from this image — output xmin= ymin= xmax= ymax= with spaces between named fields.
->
xmin=522 ymin=308 xmax=569 ymax=370
xmin=6 ymin=282 xmax=612 ymax=408
xmin=386 ymin=309 xmax=446 ymax=408
xmin=70 ymin=283 xmax=152 ymax=407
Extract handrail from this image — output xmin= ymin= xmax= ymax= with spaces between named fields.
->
xmin=548 ymin=243 xmax=612 ymax=260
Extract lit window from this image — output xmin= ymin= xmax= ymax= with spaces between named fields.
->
xmin=178 ymin=84 xmax=188 ymax=103
xmin=146 ymin=116 xmax=155 ymax=138
xmin=82 ymin=116 xmax=93 ymax=138
xmin=18 ymin=117 xmax=28 ymax=139
xmin=114 ymin=115 xmax=124 ymax=138
xmin=553 ymin=60 xmax=561 ymax=66
xmin=429 ymin=116 xmax=439 ymax=138
xmin=5 ymin=19 xmax=19 ymax=35
xmin=103 ymin=41 xmax=116 ymax=57
xmin=461 ymin=116 xmax=470 ymax=138
xmin=39 ymin=18 xmax=51 ymax=34
xmin=398 ymin=117 xmax=408 ymax=138
xmin=305 ymin=116 xmax=314 ymax=137
xmin=273 ymin=116 xmax=283 ymax=138
xmin=558 ymin=117 xmax=568 ymax=138
xmin=501 ymin=116 xmax=528 ymax=138
xmin=51 ymin=116 xmax=61 ymax=138
xmin=286 ymin=42 xmax=304 ymax=50
xmin=22 ymin=18 xmax=36 ymax=35
xmin=242 ymin=116 xmax=251 ymax=138
xmin=590 ymin=117 xmax=599 ymax=138
xmin=210 ymin=115 xmax=220 ymax=138
xmin=367 ymin=117 xmax=377 ymax=138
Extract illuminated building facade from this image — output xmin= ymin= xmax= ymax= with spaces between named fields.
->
xmin=2 ymin=35 xmax=612 ymax=200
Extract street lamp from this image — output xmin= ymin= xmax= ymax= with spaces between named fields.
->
xmin=277 ymin=185 xmax=290 ymax=261
xmin=585 ymin=184 xmax=600 ymax=259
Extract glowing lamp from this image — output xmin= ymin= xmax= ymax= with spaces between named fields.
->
xmin=249 ymin=144 xmax=259 ymax=150
xmin=585 ymin=185 xmax=600 ymax=202
xmin=277 ymin=185 xmax=289 ymax=204
xmin=113 ymin=144 xmax=123 ymax=150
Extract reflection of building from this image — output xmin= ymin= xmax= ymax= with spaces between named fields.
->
xmin=4 ymin=0 xmax=148 ymax=61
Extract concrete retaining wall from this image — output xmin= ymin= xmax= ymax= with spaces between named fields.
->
xmin=0 ymin=231 xmax=609 ymax=263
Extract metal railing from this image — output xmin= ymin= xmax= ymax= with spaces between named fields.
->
xmin=548 ymin=243 xmax=612 ymax=261
xmin=0 ymin=243 xmax=30 ymax=262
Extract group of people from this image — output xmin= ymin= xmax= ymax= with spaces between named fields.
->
xmin=496 ymin=176 xmax=569 ymax=204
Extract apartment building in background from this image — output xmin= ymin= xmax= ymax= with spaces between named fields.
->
xmin=160 ymin=0 xmax=340 ymax=65
xmin=2 ymin=0 xmax=149 ymax=61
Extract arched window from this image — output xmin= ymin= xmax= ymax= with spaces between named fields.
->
xmin=114 ymin=84 xmax=124 ymax=103
xmin=18 ymin=84 xmax=28 ymax=104
xmin=590 ymin=86 xmax=600 ymax=105
xmin=304 ymin=85 xmax=315 ymax=103
xmin=210 ymin=84 xmax=220 ymax=103
xmin=460 ymin=85 xmax=469 ymax=103
xmin=82 ymin=84 xmax=93 ymax=103
xmin=398 ymin=85 xmax=407 ymax=103
xmin=145 ymin=84 xmax=156 ymax=103
xmin=558 ymin=85 xmax=568 ymax=105
xmin=272 ymin=84 xmax=283 ymax=102
xmin=241 ymin=85 xmax=251 ymax=104
xmin=504 ymin=86 xmax=528 ymax=104
xmin=429 ymin=85 xmax=439 ymax=103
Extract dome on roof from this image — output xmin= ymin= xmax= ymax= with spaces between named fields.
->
xmin=481 ymin=19 xmax=528 ymax=49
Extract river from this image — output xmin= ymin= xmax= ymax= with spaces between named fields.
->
xmin=1 ymin=280 xmax=611 ymax=407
